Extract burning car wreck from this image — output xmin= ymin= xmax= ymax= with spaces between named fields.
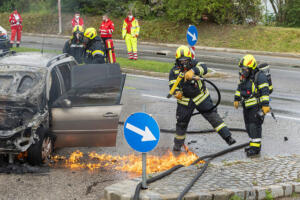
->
xmin=0 ymin=52 xmax=125 ymax=165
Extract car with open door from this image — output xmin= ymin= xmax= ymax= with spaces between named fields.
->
xmin=0 ymin=52 xmax=125 ymax=165
xmin=0 ymin=26 xmax=10 ymax=53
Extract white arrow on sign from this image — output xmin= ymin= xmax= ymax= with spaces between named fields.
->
xmin=126 ymin=123 xmax=157 ymax=142
xmin=187 ymin=31 xmax=197 ymax=41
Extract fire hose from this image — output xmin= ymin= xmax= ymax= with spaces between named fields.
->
xmin=122 ymin=72 xmax=248 ymax=199
xmin=133 ymin=142 xmax=249 ymax=200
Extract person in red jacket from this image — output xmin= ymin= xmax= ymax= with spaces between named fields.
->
xmin=9 ymin=9 xmax=22 ymax=47
xmin=99 ymin=14 xmax=115 ymax=44
xmin=71 ymin=12 xmax=84 ymax=28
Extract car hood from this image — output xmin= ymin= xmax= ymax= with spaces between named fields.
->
xmin=0 ymin=65 xmax=47 ymax=104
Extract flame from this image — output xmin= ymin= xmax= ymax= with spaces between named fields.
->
xmin=51 ymin=148 xmax=205 ymax=175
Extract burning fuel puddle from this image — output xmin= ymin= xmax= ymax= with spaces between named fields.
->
xmin=0 ymin=148 xmax=204 ymax=176
xmin=50 ymin=148 xmax=204 ymax=176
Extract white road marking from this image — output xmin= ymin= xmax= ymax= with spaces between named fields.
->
xmin=273 ymin=114 xmax=300 ymax=122
xmin=142 ymin=94 xmax=176 ymax=101
xmin=128 ymin=74 xmax=167 ymax=81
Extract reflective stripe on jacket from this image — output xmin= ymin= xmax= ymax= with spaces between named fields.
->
xmin=122 ymin=18 xmax=140 ymax=39
xmin=99 ymin=19 xmax=115 ymax=38
xmin=169 ymin=61 xmax=209 ymax=106
xmin=234 ymin=70 xmax=270 ymax=108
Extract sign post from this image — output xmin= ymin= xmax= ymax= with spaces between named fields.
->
xmin=186 ymin=25 xmax=198 ymax=59
xmin=124 ymin=112 xmax=160 ymax=189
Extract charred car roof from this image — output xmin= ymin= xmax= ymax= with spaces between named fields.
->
xmin=0 ymin=52 xmax=54 ymax=68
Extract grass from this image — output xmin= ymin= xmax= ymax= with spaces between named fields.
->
xmin=116 ymin=57 xmax=172 ymax=73
xmin=11 ymin=47 xmax=173 ymax=73
xmin=11 ymin=47 xmax=61 ymax=54
xmin=2 ymin=13 xmax=300 ymax=53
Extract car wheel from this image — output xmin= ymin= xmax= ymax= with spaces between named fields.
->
xmin=27 ymin=127 xmax=54 ymax=166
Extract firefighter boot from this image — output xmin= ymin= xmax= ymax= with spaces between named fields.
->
xmin=224 ymin=136 xmax=236 ymax=146
xmin=244 ymin=146 xmax=251 ymax=152
xmin=246 ymin=147 xmax=260 ymax=157
xmin=173 ymin=143 xmax=182 ymax=152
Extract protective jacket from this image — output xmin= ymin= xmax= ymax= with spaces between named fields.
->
xmin=122 ymin=17 xmax=140 ymax=39
xmin=234 ymin=70 xmax=270 ymax=109
xmin=9 ymin=11 xmax=22 ymax=28
xmin=99 ymin=19 xmax=114 ymax=38
xmin=84 ymin=36 xmax=106 ymax=64
xmin=169 ymin=60 xmax=233 ymax=149
xmin=72 ymin=17 xmax=84 ymax=28
xmin=63 ymin=37 xmax=85 ymax=64
xmin=169 ymin=61 xmax=209 ymax=106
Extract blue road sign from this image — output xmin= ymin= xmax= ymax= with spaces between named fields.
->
xmin=124 ymin=112 xmax=160 ymax=153
xmin=186 ymin=25 xmax=198 ymax=46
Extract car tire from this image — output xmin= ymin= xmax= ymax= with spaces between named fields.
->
xmin=27 ymin=127 xmax=54 ymax=166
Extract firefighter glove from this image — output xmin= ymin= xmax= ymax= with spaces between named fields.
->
xmin=262 ymin=106 xmax=270 ymax=114
xmin=184 ymin=69 xmax=195 ymax=81
xmin=234 ymin=101 xmax=239 ymax=109
xmin=174 ymin=91 xmax=183 ymax=100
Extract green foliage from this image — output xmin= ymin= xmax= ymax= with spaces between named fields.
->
xmin=265 ymin=190 xmax=273 ymax=200
xmin=164 ymin=0 xmax=262 ymax=24
xmin=229 ymin=195 xmax=242 ymax=200
xmin=0 ymin=0 xmax=262 ymax=24
xmin=285 ymin=0 xmax=300 ymax=27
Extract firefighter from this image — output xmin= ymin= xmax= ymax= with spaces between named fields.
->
xmin=9 ymin=8 xmax=22 ymax=47
xmin=122 ymin=11 xmax=140 ymax=60
xmin=83 ymin=27 xmax=106 ymax=64
xmin=72 ymin=12 xmax=84 ymax=28
xmin=234 ymin=54 xmax=270 ymax=157
xmin=63 ymin=25 xmax=85 ymax=64
xmin=170 ymin=46 xmax=236 ymax=151
xmin=99 ymin=14 xmax=115 ymax=44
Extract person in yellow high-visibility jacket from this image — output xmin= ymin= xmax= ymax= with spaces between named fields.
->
xmin=122 ymin=11 xmax=140 ymax=60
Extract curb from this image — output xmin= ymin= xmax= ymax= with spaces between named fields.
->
xmin=20 ymin=32 xmax=300 ymax=59
xmin=104 ymin=180 xmax=300 ymax=200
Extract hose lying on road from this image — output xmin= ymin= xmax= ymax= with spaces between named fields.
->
xmin=133 ymin=140 xmax=249 ymax=200
xmin=178 ymin=142 xmax=249 ymax=200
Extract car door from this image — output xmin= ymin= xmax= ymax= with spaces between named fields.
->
xmin=50 ymin=63 xmax=125 ymax=148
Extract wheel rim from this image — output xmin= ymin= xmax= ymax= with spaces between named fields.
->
xmin=41 ymin=137 xmax=52 ymax=161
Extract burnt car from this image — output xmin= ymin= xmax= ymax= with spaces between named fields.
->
xmin=0 ymin=26 xmax=10 ymax=52
xmin=0 ymin=52 xmax=125 ymax=165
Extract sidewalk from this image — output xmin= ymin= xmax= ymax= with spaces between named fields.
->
xmin=104 ymin=154 xmax=300 ymax=200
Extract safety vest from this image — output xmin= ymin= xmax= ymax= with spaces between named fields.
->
xmin=122 ymin=18 xmax=140 ymax=39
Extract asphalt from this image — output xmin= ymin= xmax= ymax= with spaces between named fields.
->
xmin=3 ymin=33 xmax=300 ymax=199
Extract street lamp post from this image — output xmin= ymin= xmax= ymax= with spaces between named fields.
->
xmin=58 ymin=0 xmax=62 ymax=34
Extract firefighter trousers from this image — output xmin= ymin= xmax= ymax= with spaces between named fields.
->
xmin=125 ymin=34 xmax=138 ymax=60
xmin=174 ymin=97 xmax=232 ymax=147
xmin=243 ymin=104 xmax=264 ymax=152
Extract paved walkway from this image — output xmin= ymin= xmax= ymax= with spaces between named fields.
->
xmin=104 ymin=154 xmax=300 ymax=200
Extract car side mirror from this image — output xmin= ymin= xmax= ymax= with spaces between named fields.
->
xmin=61 ymin=99 xmax=72 ymax=108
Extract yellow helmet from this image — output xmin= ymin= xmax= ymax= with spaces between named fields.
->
xmin=84 ymin=27 xmax=97 ymax=40
xmin=73 ymin=25 xmax=84 ymax=33
xmin=239 ymin=54 xmax=257 ymax=70
xmin=175 ymin=45 xmax=192 ymax=60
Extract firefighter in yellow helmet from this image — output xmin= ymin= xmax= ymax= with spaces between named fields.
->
xmin=63 ymin=25 xmax=85 ymax=64
xmin=83 ymin=27 xmax=106 ymax=64
xmin=169 ymin=45 xmax=236 ymax=151
xmin=234 ymin=54 xmax=270 ymax=157
xmin=122 ymin=11 xmax=140 ymax=60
